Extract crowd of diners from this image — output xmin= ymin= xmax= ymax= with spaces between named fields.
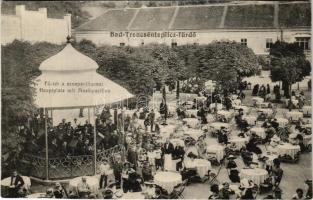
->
xmin=10 ymin=85 xmax=312 ymax=199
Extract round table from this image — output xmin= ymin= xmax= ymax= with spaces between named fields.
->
xmin=209 ymin=103 xmax=223 ymax=110
xmin=243 ymin=115 xmax=257 ymax=125
xmin=185 ymin=128 xmax=203 ymax=140
xmin=252 ymin=97 xmax=264 ymax=104
xmin=256 ymin=101 xmax=269 ymax=108
xmin=184 ymin=159 xmax=211 ymax=178
xmin=303 ymin=135 xmax=311 ymax=147
xmin=154 ymin=172 xmax=182 ymax=193
xmin=303 ymin=106 xmax=311 ymax=116
xmin=206 ymin=144 xmax=225 ymax=162
xmin=209 ymin=122 xmax=230 ymax=130
xmin=250 ymin=127 xmax=266 ymax=139
xmin=233 ymin=106 xmax=249 ymax=113
xmin=229 ymin=137 xmax=248 ymax=149
xmin=287 ymin=111 xmax=303 ymax=121
xmin=182 ymin=118 xmax=199 ymax=128
xmin=240 ymin=168 xmax=268 ymax=185
xmin=217 ymin=110 xmax=233 ymax=119
xmin=206 ymin=114 xmax=215 ymax=123
xmin=68 ymin=176 xmax=99 ymax=195
xmin=276 ymin=118 xmax=289 ymax=127
xmin=257 ymin=108 xmax=273 ymax=115
xmin=1 ymin=176 xmax=31 ymax=190
xmin=277 ymin=143 xmax=301 ymax=159
xmin=185 ymin=109 xmax=198 ymax=118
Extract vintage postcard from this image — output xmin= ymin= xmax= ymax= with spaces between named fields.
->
xmin=1 ymin=1 xmax=312 ymax=199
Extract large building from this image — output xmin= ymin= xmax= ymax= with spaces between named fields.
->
xmin=74 ymin=1 xmax=311 ymax=57
xmin=1 ymin=5 xmax=71 ymax=45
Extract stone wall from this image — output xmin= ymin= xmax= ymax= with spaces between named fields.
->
xmin=1 ymin=5 xmax=71 ymax=45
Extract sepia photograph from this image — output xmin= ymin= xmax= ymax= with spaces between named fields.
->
xmin=1 ymin=0 xmax=312 ymax=199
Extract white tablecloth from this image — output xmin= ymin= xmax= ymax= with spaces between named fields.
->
xmin=217 ymin=110 xmax=233 ymax=119
xmin=233 ymin=106 xmax=249 ymax=113
xmin=206 ymin=144 xmax=225 ymax=162
xmin=185 ymin=109 xmax=198 ymax=118
xmin=243 ymin=115 xmax=257 ymax=125
xmin=68 ymin=176 xmax=99 ymax=195
xmin=258 ymin=108 xmax=273 ymax=115
xmin=303 ymin=135 xmax=311 ymax=147
xmin=182 ymin=118 xmax=199 ymax=128
xmin=229 ymin=137 xmax=248 ymax=149
xmin=1 ymin=176 xmax=31 ymax=190
xmin=209 ymin=103 xmax=223 ymax=110
xmin=303 ymin=106 xmax=311 ymax=115
xmin=276 ymin=118 xmax=288 ymax=127
xmin=256 ymin=102 xmax=269 ymax=108
xmin=185 ymin=128 xmax=203 ymax=140
xmin=252 ymin=97 xmax=264 ymax=104
xmin=154 ymin=172 xmax=182 ymax=193
xmin=206 ymin=114 xmax=215 ymax=123
xmin=184 ymin=159 xmax=211 ymax=178
xmin=250 ymin=127 xmax=266 ymax=139
xmin=240 ymin=168 xmax=268 ymax=185
xmin=209 ymin=122 xmax=231 ymax=130
xmin=277 ymin=143 xmax=301 ymax=159
xmin=287 ymin=111 xmax=303 ymax=121
xmin=160 ymin=124 xmax=176 ymax=134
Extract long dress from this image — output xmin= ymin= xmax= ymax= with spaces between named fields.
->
xmin=164 ymin=154 xmax=173 ymax=171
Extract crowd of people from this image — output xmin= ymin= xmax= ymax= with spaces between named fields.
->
xmin=6 ymin=81 xmax=312 ymax=199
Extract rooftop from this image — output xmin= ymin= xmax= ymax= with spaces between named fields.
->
xmin=76 ymin=1 xmax=311 ymax=31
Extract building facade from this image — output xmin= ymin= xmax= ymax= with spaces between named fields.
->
xmin=74 ymin=1 xmax=311 ymax=57
xmin=1 ymin=5 xmax=71 ymax=45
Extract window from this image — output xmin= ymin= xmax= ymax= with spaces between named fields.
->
xmin=120 ymin=43 xmax=125 ymax=47
xmin=296 ymin=37 xmax=310 ymax=50
xmin=241 ymin=38 xmax=247 ymax=46
xmin=171 ymin=42 xmax=177 ymax=47
xmin=266 ymin=38 xmax=273 ymax=49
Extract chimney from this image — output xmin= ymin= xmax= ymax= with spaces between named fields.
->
xmin=38 ymin=8 xmax=47 ymax=18
xmin=64 ymin=14 xmax=72 ymax=36
xmin=15 ymin=5 xmax=25 ymax=16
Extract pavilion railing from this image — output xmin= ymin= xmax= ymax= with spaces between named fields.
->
xmin=20 ymin=145 xmax=125 ymax=180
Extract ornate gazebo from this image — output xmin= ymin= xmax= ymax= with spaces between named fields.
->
xmin=22 ymin=39 xmax=133 ymax=180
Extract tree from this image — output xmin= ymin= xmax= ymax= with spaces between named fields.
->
xmin=270 ymin=41 xmax=311 ymax=98
xmin=1 ymin=40 xmax=63 ymax=153
xmin=196 ymin=41 xmax=259 ymax=92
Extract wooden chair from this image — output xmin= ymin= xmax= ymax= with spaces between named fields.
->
xmin=170 ymin=179 xmax=188 ymax=199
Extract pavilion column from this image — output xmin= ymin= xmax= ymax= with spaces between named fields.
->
xmin=44 ymin=107 xmax=49 ymax=180
xmin=93 ymin=107 xmax=97 ymax=175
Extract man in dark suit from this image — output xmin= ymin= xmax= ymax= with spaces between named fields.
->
xmin=127 ymin=146 xmax=138 ymax=170
xmin=162 ymin=139 xmax=174 ymax=156
xmin=8 ymin=170 xmax=25 ymax=198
